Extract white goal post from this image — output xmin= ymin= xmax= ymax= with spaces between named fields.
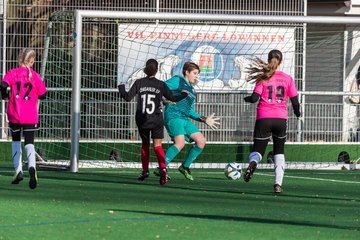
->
xmin=71 ymin=10 xmax=360 ymax=172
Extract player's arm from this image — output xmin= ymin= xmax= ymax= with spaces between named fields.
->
xmin=290 ymin=95 xmax=301 ymax=117
xmin=189 ymin=103 xmax=220 ymax=129
xmin=244 ymin=92 xmax=260 ymax=103
xmin=117 ymin=81 xmax=138 ymax=102
xmin=38 ymin=93 xmax=46 ymax=100
xmin=188 ymin=102 xmax=202 ymax=121
xmin=35 ymin=72 xmax=47 ymax=100
xmin=38 ymin=92 xmax=47 ymax=100
xmin=0 ymin=81 xmax=9 ymax=100
xmin=288 ymin=76 xmax=301 ymax=117
xmin=162 ymin=83 xmax=188 ymax=102
xmin=0 ymin=81 xmax=8 ymax=91
xmin=1 ymin=70 xmax=14 ymax=100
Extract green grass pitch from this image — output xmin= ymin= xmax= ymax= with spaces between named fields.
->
xmin=0 ymin=165 xmax=359 ymax=240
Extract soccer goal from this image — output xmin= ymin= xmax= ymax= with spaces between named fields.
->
xmin=39 ymin=10 xmax=360 ymax=172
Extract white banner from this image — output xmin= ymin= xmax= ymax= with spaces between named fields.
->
xmin=118 ymin=24 xmax=295 ymax=91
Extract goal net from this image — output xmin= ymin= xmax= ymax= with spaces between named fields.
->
xmin=38 ymin=10 xmax=360 ymax=171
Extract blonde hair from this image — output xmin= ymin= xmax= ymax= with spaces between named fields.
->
xmin=246 ymin=49 xmax=282 ymax=83
xmin=18 ymin=48 xmax=36 ymax=80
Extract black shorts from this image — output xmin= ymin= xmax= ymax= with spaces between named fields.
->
xmin=136 ymin=112 xmax=164 ymax=143
xmin=253 ymin=118 xmax=287 ymax=140
xmin=138 ymin=124 xmax=164 ymax=143
xmin=9 ymin=123 xmax=38 ymax=133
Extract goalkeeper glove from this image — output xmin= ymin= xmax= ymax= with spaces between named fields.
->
xmin=200 ymin=113 xmax=220 ymax=130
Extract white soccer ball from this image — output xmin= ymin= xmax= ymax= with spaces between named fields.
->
xmin=224 ymin=162 xmax=242 ymax=180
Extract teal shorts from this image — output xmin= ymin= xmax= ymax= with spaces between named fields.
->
xmin=165 ymin=118 xmax=200 ymax=143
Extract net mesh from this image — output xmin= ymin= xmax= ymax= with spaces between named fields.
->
xmin=38 ymin=11 xmax=360 ymax=170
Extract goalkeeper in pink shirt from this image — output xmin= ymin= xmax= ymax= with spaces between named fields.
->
xmin=243 ymin=49 xmax=300 ymax=194
xmin=1 ymin=48 xmax=47 ymax=189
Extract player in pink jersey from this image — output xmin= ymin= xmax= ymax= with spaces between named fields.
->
xmin=243 ymin=49 xmax=300 ymax=193
xmin=1 ymin=48 xmax=47 ymax=189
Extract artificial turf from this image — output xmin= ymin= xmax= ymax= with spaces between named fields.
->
xmin=0 ymin=165 xmax=359 ymax=240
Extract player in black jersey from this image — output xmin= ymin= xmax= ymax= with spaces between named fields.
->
xmin=118 ymin=59 xmax=188 ymax=185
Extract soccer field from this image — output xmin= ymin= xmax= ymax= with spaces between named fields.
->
xmin=0 ymin=165 xmax=359 ymax=240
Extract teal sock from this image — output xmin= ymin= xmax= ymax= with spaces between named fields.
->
xmin=183 ymin=145 xmax=203 ymax=168
xmin=165 ymin=145 xmax=180 ymax=166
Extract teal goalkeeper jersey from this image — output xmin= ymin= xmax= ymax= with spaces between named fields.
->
xmin=164 ymin=75 xmax=201 ymax=123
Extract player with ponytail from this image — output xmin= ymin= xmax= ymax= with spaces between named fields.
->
xmin=1 ymin=48 xmax=47 ymax=189
xmin=243 ymin=49 xmax=300 ymax=193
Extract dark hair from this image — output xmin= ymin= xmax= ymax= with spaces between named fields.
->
xmin=182 ymin=61 xmax=200 ymax=76
xmin=246 ymin=49 xmax=283 ymax=83
xmin=143 ymin=59 xmax=158 ymax=77
xmin=268 ymin=49 xmax=282 ymax=64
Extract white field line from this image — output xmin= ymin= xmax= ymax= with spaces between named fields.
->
xmin=3 ymin=168 xmax=358 ymax=185
xmin=36 ymin=161 xmax=360 ymax=170
xmin=257 ymin=172 xmax=360 ymax=184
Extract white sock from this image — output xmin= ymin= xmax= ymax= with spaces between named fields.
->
xmin=274 ymin=154 xmax=285 ymax=186
xmin=24 ymin=144 xmax=36 ymax=169
xmin=12 ymin=141 xmax=22 ymax=173
xmin=249 ymin=152 xmax=262 ymax=164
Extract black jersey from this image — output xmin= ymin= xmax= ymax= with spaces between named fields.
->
xmin=118 ymin=76 xmax=187 ymax=129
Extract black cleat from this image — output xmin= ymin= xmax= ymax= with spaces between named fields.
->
xmin=274 ymin=184 xmax=283 ymax=194
xmin=244 ymin=161 xmax=257 ymax=182
xmin=29 ymin=167 xmax=38 ymax=189
xmin=159 ymin=168 xmax=168 ymax=186
xmin=153 ymin=167 xmax=171 ymax=180
xmin=137 ymin=170 xmax=150 ymax=181
xmin=11 ymin=171 xmax=24 ymax=184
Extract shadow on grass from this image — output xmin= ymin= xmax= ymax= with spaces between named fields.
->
xmin=111 ymin=208 xmax=360 ymax=231
xmin=1 ymin=168 xmax=358 ymax=203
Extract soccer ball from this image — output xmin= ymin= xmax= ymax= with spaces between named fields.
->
xmin=224 ymin=162 xmax=242 ymax=180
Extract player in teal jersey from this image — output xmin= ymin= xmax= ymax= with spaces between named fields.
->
xmin=159 ymin=61 xmax=220 ymax=180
